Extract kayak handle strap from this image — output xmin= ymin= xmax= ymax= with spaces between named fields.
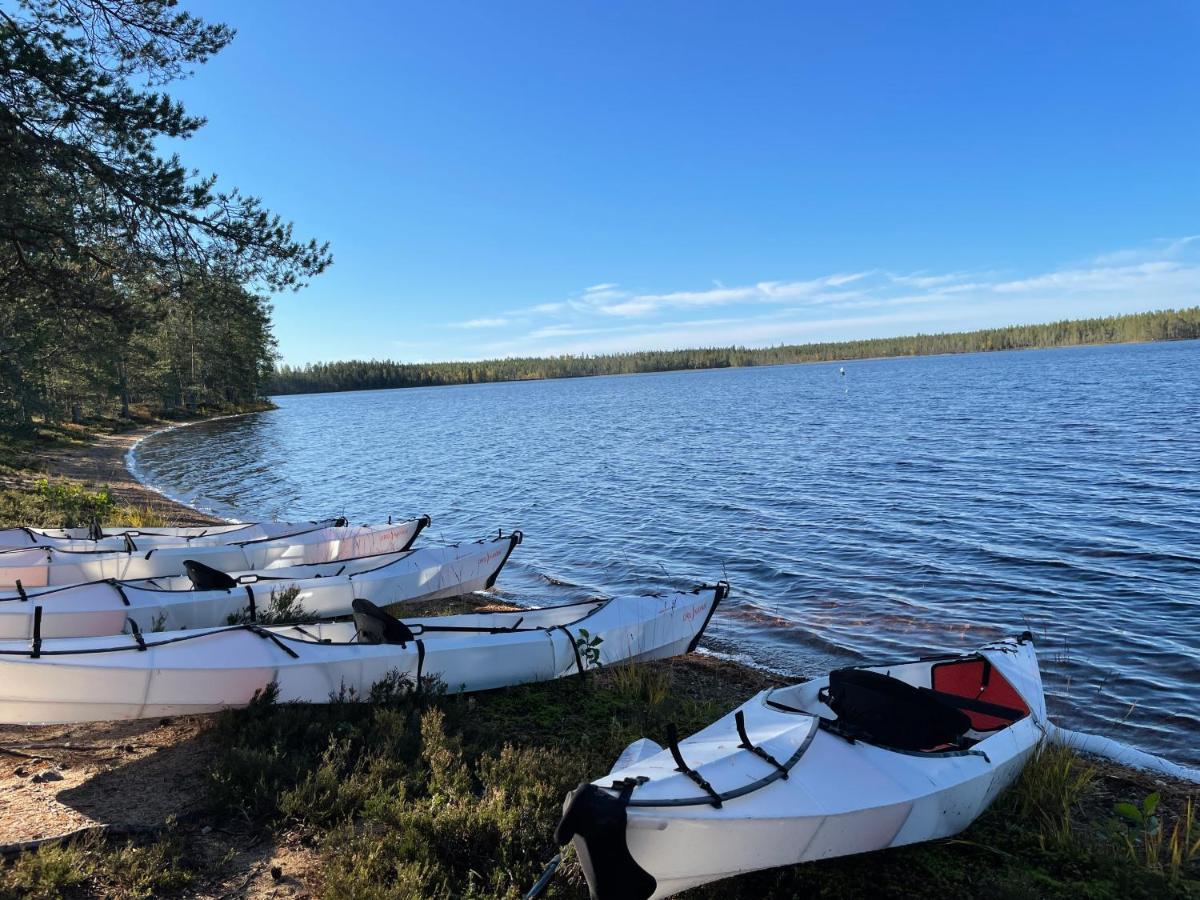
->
xmin=247 ymin=624 xmax=300 ymax=659
xmin=665 ymin=723 xmax=722 ymax=808
xmin=30 ymin=606 xmax=42 ymax=658
xmin=735 ymin=710 xmax=789 ymax=779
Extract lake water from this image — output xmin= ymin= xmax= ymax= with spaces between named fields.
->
xmin=132 ymin=341 xmax=1200 ymax=765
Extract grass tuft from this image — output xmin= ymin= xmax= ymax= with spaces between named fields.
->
xmin=1009 ymin=743 xmax=1098 ymax=848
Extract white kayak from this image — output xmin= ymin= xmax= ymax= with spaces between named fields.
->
xmin=0 ymin=582 xmax=728 ymax=724
xmin=557 ymin=634 xmax=1046 ymax=899
xmin=0 ymin=531 xmax=522 ymax=638
xmin=0 ymin=518 xmax=347 ymax=551
xmin=0 ymin=517 xmax=430 ymax=588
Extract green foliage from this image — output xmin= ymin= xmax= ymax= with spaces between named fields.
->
xmin=0 ymin=475 xmax=168 ymax=530
xmin=574 ymin=628 xmax=603 ymax=668
xmin=201 ymin=662 xmax=729 ymax=898
xmin=0 ymin=843 xmax=91 ymax=900
xmin=270 ymin=307 xmax=1200 ymax=395
xmin=1114 ymin=793 xmax=1200 ymax=880
xmin=609 ymin=661 xmax=672 ymax=709
xmin=31 ymin=478 xmax=116 ymax=525
xmin=0 ymin=831 xmax=192 ymax=900
xmin=0 ymin=0 xmax=330 ymax=426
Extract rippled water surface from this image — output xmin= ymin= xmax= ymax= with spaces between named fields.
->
xmin=134 ymin=341 xmax=1200 ymax=764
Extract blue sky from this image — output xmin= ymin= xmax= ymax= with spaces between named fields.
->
xmin=169 ymin=2 xmax=1199 ymax=364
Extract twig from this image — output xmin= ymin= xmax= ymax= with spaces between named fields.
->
xmin=0 ymin=823 xmax=161 ymax=858
xmin=0 ymin=747 xmax=46 ymax=761
xmin=5 ymin=742 xmax=131 ymax=753
xmin=217 ymin=861 xmax=266 ymax=899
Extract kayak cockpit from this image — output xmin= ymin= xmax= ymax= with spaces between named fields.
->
xmin=765 ymin=652 xmax=1031 ymax=754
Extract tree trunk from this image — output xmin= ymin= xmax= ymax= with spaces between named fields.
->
xmin=117 ymin=358 xmax=130 ymax=418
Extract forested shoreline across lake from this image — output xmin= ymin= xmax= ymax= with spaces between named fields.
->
xmin=271 ymin=306 xmax=1200 ymax=395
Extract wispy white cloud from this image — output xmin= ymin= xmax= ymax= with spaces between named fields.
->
xmin=887 ymin=271 xmax=971 ymax=289
xmin=572 ymin=273 xmax=876 ymax=318
xmin=1091 ymin=235 xmax=1200 ymax=266
xmin=427 ymin=235 xmax=1200 ymax=360
xmin=992 ymin=261 xmax=1190 ymax=294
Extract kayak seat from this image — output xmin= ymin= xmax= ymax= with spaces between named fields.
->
xmin=931 ymin=658 xmax=1029 ymax=732
xmin=183 ymin=559 xmax=237 ymax=591
xmin=825 ymin=668 xmax=972 ymax=752
xmin=352 ymin=598 xmax=416 ymax=646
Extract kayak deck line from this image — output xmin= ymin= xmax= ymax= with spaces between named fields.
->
xmin=0 ymin=521 xmax=333 ymax=555
xmin=617 ymin=718 xmax=820 ymax=809
xmin=0 ymin=518 xmax=353 ymax=551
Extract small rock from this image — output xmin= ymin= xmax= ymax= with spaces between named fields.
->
xmin=201 ymin=825 xmax=212 ymax=835
xmin=14 ymin=766 xmax=28 ymax=778
xmin=32 ymin=769 xmax=64 ymax=783
xmin=271 ymin=865 xmax=283 ymax=882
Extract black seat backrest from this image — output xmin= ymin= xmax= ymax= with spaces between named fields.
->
xmin=183 ymin=559 xmax=237 ymax=591
xmin=352 ymin=597 xmax=416 ymax=646
xmin=826 ymin=667 xmax=971 ymax=751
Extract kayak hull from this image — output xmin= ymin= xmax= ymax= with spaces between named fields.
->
xmin=0 ymin=583 xmax=727 ymax=724
xmin=0 ymin=517 xmax=430 ymax=587
xmin=0 ymin=519 xmax=346 ymax=551
xmin=0 ymin=532 xmax=521 ymax=638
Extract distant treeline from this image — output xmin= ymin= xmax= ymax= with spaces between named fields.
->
xmin=271 ymin=307 xmax=1200 ymax=396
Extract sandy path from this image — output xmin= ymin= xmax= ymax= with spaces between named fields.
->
xmin=1 ymin=423 xmax=222 ymax=845
xmin=39 ymin=423 xmax=223 ymax=526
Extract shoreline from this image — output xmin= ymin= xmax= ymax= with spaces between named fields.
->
xmin=121 ymin=413 xmax=267 ymax=525
xmin=38 ymin=422 xmax=225 ymax=527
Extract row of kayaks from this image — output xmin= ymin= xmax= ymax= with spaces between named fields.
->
xmin=0 ymin=516 xmax=728 ymax=727
xmin=0 ymin=525 xmax=517 ymax=637
xmin=1 ymin=517 xmax=1051 ymax=898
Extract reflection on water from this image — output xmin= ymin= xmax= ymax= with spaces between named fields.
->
xmin=134 ymin=340 xmax=1200 ymax=764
